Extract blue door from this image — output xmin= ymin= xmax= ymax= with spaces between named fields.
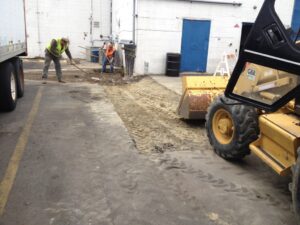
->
xmin=292 ymin=0 xmax=300 ymax=34
xmin=180 ymin=19 xmax=211 ymax=72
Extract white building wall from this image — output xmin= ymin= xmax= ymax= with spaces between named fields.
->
xmin=25 ymin=0 xmax=111 ymax=58
xmin=127 ymin=0 xmax=295 ymax=75
xmin=100 ymin=0 xmax=112 ymax=36
xmin=112 ymin=0 xmax=134 ymax=41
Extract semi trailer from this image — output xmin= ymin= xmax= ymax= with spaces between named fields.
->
xmin=0 ymin=0 xmax=26 ymax=111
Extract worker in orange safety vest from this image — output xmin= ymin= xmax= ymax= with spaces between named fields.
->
xmin=102 ymin=42 xmax=116 ymax=73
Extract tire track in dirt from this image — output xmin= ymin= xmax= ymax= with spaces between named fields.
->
xmin=103 ymin=75 xmax=292 ymax=184
xmin=152 ymin=153 xmax=292 ymax=212
xmin=145 ymin=152 xmax=295 ymax=224
xmin=103 ymin=76 xmax=295 ymax=224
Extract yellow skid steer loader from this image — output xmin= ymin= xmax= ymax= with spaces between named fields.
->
xmin=177 ymin=75 xmax=228 ymax=119
xmin=204 ymin=0 xmax=300 ymax=223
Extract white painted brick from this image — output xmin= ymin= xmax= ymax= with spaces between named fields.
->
xmin=25 ymin=0 xmax=111 ymax=58
xmin=113 ymin=0 xmax=295 ymax=75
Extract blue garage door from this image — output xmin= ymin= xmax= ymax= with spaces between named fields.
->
xmin=292 ymin=0 xmax=300 ymax=34
xmin=180 ymin=19 xmax=211 ymax=72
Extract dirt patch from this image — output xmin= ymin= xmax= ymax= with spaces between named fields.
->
xmin=23 ymin=69 xmax=296 ymax=224
xmin=103 ymin=76 xmax=208 ymax=154
xmin=95 ymin=73 xmax=147 ymax=86
xmin=25 ymin=68 xmax=209 ymax=154
xmin=25 ymin=70 xmax=145 ymax=86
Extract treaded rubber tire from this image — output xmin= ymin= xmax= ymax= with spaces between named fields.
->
xmin=292 ymin=148 xmax=300 ymax=224
xmin=205 ymin=95 xmax=259 ymax=160
xmin=12 ymin=57 xmax=24 ymax=98
xmin=0 ymin=62 xmax=18 ymax=112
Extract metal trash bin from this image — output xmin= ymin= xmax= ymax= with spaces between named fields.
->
xmin=124 ymin=44 xmax=136 ymax=77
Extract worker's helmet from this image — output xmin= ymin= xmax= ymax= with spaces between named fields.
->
xmin=61 ymin=38 xmax=70 ymax=45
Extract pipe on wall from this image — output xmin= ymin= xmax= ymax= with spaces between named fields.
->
xmin=36 ymin=0 xmax=42 ymax=56
xmin=133 ymin=0 xmax=137 ymax=43
xmin=161 ymin=0 xmax=242 ymax=6
xmin=90 ymin=0 xmax=94 ymax=46
xmin=110 ymin=0 xmax=113 ymax=35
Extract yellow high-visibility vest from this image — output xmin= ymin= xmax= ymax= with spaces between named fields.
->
xmin=47 ymin=38 xmax=67 ymax=57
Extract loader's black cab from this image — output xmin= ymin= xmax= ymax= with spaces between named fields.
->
xmin=239 ymin=23 xmax=253 ymax=56
xmin=225 ymin=0 xmax=300 ymax=112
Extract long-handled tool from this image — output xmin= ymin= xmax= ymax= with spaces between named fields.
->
xmin=70 ymin=63 xmax=101 ymax=81
xmin=80 ymin=51 xmax=99 ymax=59
xmin=70 ymin=63 xmax=91 ymax=75
xmin=78 ymin=46 xmax=112 ymax=64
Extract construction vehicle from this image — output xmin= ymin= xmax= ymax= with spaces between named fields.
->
xmin=204 ymin=0 xmax=300 ymax=222
xmin=177 ymin=75 xmax=228 ymax=119
xmin=0 ymin=0 xmax=26 ymax=111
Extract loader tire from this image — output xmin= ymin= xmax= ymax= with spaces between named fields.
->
xmin=205 ymin=95 xmax=259 ymax=160
xmin=292 ymin=149 xmax=300 ymax=224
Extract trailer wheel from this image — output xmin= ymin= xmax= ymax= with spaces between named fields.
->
xmin=292 ymin=150 xmax=300 ymax=224
xmin=206 ymin=95 xmax=259 ymax=160
xmin=12 ymin=58 xmax=24 ymax=98
xmin=0 ymin=62 xmax=18 ymax=111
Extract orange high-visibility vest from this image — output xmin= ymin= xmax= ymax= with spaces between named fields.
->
xmin=106 ymin=47 xmax=115 ymax=59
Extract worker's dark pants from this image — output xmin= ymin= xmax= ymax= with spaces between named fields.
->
xmin=102 ymin=58 xmax=114 ymax=73
xmin=42 ymin=50 xmax=62 ymax=80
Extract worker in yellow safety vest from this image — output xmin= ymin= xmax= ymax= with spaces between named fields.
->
xmin=42 ymin=38 xmax=75 ymax=84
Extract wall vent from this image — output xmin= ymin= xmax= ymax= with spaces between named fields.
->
xmin=94 ymin=21 xmax=100 ymax=28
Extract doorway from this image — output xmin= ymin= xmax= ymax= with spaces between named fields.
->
xmin=180 ymin=19 xmax=211 ymax=73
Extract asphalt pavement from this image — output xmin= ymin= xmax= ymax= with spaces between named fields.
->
xmin=0 ymin=80 xmax=213 ymax=225
xmin=0 ymin=76 xmax=297 ymax=225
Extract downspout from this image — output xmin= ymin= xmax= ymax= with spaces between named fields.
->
xmin=110 ymin=0 xmax=113 ymax=35
xmin=165 ymin=0 xmax=242 ymax=6
xmin=90 ymin=0 xmax=94 ymax=46
xmin=36 ymin=0 xmax=42 ymax=56
xmin=133 ymin=0 xmax=137 ymax=43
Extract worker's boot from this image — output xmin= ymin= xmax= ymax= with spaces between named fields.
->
xmin=42 ymin=78 xmax=47 ymax=84
xmin=58 ymin=79 xmax=66 ymax=83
